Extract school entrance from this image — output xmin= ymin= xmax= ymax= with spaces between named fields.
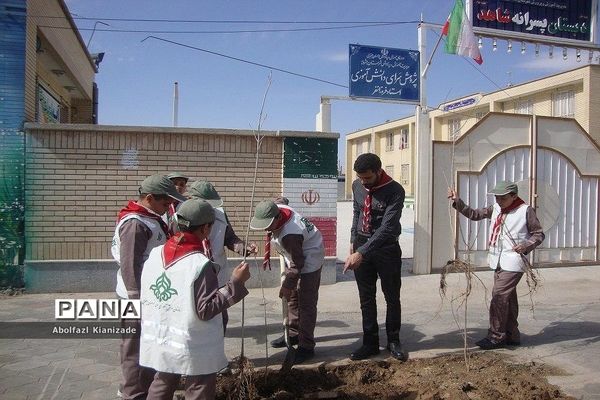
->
xmin=429 ymin=113 xmax=600 ymax=272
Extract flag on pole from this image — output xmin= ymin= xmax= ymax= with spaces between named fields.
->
xmin=442 ymin=0 xmax=483 ymax=65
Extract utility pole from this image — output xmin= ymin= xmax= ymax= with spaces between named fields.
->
xmin=172 ymin=82 xmax=179 ymax=127
xmin=413 ymin=21 xmax=433 ymax=274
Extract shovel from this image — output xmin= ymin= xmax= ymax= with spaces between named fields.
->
xmin=280 ymin=256 xmax=297 ymax=372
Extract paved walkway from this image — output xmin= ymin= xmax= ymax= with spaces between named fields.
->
xmin=1 ymin=264 xmax=599 ymax=399
xmin=1 ymin=202 xmax=599 ymax=399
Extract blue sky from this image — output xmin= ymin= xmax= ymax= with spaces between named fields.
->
xmin=65 ymin=0 xmax=595 ymax=167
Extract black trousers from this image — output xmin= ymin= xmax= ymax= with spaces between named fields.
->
xmin=353 ymin=236 xmax=402 ymax=346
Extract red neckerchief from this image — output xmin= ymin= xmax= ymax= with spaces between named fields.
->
xmin=166 ymin=202 xmax=179 ymax=236
xmin=362 ymin=170 xmax=393 ymax=233
xmin=117 ymin=200 xmax=169 ymax=237
xmin=262 ymin=207 xmax=293 ymax=270
xmin=202 ymin=238 xmax=214 ymax=261
xmin=489 ymin=197 xmax=526 ymax=246
xmin=162 ymin=232 xmax=204 ymax=268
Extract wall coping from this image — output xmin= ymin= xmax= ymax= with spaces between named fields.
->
xmin=24 ymin=123 xmax=340 ymax=139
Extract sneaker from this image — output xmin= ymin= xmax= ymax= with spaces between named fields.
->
xmin=117 ymin=389 xmax=122 ymax=399
xmin=475 ymin=337 xmax=504 ymax=350
xmin=270 ymin=335 xmax=299 ymax=348
xmin=387 ymin=342 xmax=408 ymax=361
xmin=293 ymin=347 xmax=315 ymax=364
xmin=349 ymin=345 xmax=380 ymax=361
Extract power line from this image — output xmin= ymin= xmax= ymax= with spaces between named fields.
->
xmin=141 ymin=36 xmax=348 ymax=88
xmin=28 ymin=15 xmax=419 ymax=24
xmin=429 ymin=29 xmax=517 ymax=102
xmin=36 ymin=22 xmax=413 ymax=35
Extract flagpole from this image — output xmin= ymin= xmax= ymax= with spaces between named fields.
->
xmin=422 ymin=22 xmax=446 ymax=78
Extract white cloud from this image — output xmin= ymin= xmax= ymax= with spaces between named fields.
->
xmin=517 ymin=55 xmax=590 ymax=72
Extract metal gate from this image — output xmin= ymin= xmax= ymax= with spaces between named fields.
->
xmin=431 ymin=113 xmax=600 ymax=271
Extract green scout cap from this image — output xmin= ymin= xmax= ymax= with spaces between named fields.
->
xmin=176 ymin=199 xmax=215 ymax=228
xmin=139 ymin=174 xmax=187 ymax=202
xmin=167 ymin=171 xmax=189 ymax=181
xmin=188 ymin=180 xmax=223 ymax=207
xmin=488 ymin=181 xmax=518 ymax=196
xmin=250 ymin=200 xmax=280 ymax=230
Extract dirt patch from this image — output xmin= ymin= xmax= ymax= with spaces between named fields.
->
xmin=216 ymin=352 xmax=573 ymax=400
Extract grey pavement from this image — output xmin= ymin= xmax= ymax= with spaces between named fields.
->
xmin=1 ymin=202 xmax=599 ymax=399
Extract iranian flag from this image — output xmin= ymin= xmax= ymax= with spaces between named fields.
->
xmin=442 ymin=0 xmax=483 ymax=65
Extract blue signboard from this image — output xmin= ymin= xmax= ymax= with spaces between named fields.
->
xmin=472 ymin=0 xmax=593 ymax=42
xmin=349 ymin=44 xmax=420 ymax=103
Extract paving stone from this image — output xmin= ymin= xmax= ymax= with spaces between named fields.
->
xmin=58 ymin=378 xmax=110 ymax=395
xmin=0 ymin=353 xmax=27 ymax=365
xmin=88 ymin=367 xmax=121 ymax=383
xmin=38 ymin=350 xmax=78 ymax=361
xmin=66 ymin=362 xmax=115 ymax=376
xmin=23 ymin=364 xmax=66 ymax=380
xmin=0 ymin=372 xmax=37 ymax=389
xmin=82 ymin=386 xmax=120 ymax=400
xmin=3 ymin=359 xmax=49 ymax=372
xmin=0 ymin=340 xmax=29 ymax=354
xmin=1 ymin=390 xmax=32 ymax=400
xmin=5 ymin=381 xmax=61 ymax=397
xmin=52 ymin=357 xmax=96 ymax=369
xmin=76 ymin=349 xmax=119 ymax=365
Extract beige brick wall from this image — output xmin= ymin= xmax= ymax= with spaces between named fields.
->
xmin=589 ymin=67 xmax=600 ymax=143
xmin=24 ymin=125 xmax=290 ymax=261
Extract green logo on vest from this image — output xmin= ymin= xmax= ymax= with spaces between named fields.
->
xmin=150 ymin=272 xmax=178 ymax=302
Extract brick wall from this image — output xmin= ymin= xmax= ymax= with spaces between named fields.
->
xmin=23 ymin=124 xmax=340 ymax=261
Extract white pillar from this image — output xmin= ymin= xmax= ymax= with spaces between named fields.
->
xmin=413 ymin=23 xmax=433 ymax=274
xmin=316 ymin=98 xmax=331 ymax=132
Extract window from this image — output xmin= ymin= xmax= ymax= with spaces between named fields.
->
xmin=399 ymin=128 xmax=409 ymax=150
xmin=552 ymin=90 xmax=574 ymax=117
xmin=401 ymin=164 xmax=410 ymax=185
xmin=385 ymin=132 xmax=394 ymax=151
xmin=516 ymin=100 xmax=533 ymax=115
xmin=357 ymin=141 xmax=364 ymax=155
xmin=365 ymin=138 xmax=371 ymax=153
xmin=475 ymin=111 xmax=485 ymax=121
xmin=448 ymin=118 xmax=461 ymax=139
xmin=386 ymin=165 xmax=394 ymax=179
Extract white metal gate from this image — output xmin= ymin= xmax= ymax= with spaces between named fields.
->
xmin=451 ymin=115 xmax=600 ymax=268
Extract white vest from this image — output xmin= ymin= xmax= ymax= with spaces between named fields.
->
xmin=488 ymin=203 xmax=530 ymax=272
xmin=111 ymin=213 xmax=167 ymax=298
xmin=139 ymin=246 xmax=227 ymax=375
xmin=272 ymin=206 xmax=325 ymax=274
xmin=209 ymin=207 xmax=228 ymax=287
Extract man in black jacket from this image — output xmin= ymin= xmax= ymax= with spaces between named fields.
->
xmin=344 ymin=153 xmax=407 ymax=361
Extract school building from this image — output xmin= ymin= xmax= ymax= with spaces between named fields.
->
xmin=345 ymin=64 xmax=600 ymax=199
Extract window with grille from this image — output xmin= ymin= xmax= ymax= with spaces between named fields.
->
xmin=399 ymin=128 xmax=409 ymax=149
xmin=385 ymin=132 xmax=394 ymax=151
xmin=516 ymin=99 xmax=533 ymax=114
xmin=552 ymin=90 xmax=574 ymax=117
xmin=448 ymin=118 xmax=461 ymax=139
xmin=401 ymin=164 xmax=410 ymax=185
xmin=386 ymin=165 xmax=394 ymax=179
